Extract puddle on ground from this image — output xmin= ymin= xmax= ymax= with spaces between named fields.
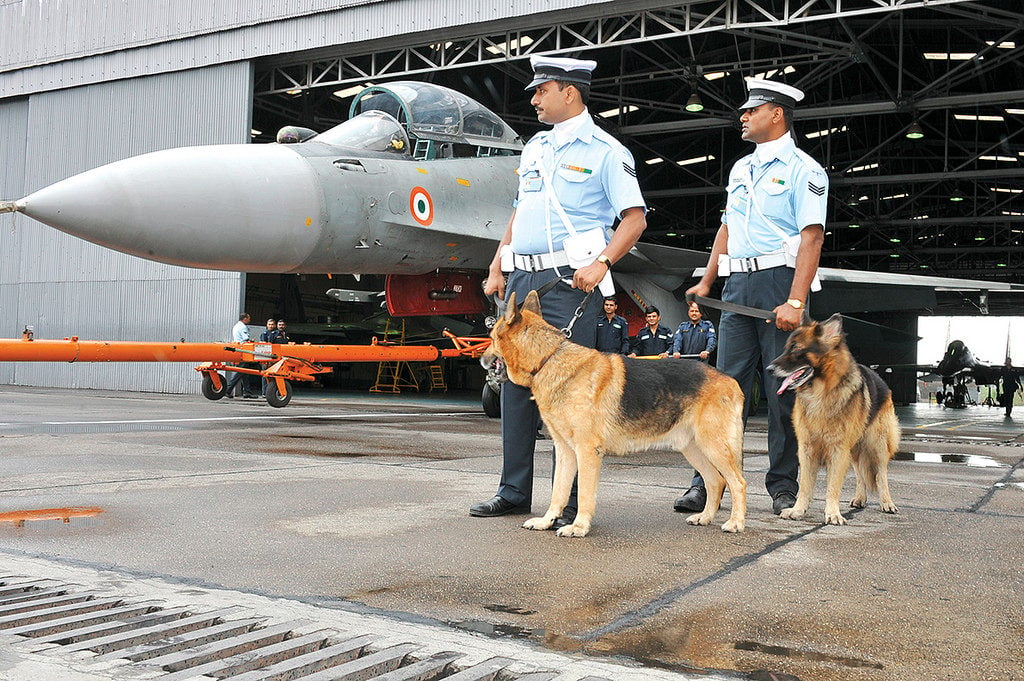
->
xmin=0 ymin=506 xmax=104 ymax=528
xmin=483 ymin=603 xmax=537 ymax=615
xmin=894 ymin=451 xmax=1006 ymax=467
xmin=735 ymin=640 xmax=883 ymax=670
xmin=449 ymin=618 xmax=544 ymax=640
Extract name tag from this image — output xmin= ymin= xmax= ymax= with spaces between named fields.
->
xmin=522 ymin=173 xmax=542 ymax=192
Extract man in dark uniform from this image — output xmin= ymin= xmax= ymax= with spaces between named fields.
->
xmin=469 ymin=54 xmax=647 ymax=524
xmin=680 ymin=76 xmax=827 ymax=516
xmin=595 ymin=296 xmax=630 ymax=354
xmin=672 ymin=301 xmax=717 ymax=362
xmin=999 ymin=357 xmax=1021 ymax=417
xmin=628 ymin=306 xmax=673 ymax=358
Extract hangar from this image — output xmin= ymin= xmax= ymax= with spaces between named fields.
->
xmin=1 ymin=0 xmax=1020 ymax=393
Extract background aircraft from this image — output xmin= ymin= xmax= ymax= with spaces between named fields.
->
xmin=878 ymin=340 xmax=1022 ymax=408
xmin=2 ymin=80 xmax=1020 ymax=337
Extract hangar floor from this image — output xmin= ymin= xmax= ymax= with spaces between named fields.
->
xmin=0 ymin=386 xmax=1021 ymax=680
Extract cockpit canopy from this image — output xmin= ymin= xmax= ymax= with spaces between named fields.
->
xmin=292 ymin=81 xmax=523 ymax=159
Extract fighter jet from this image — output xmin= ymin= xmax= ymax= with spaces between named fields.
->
xmin=1 ymin=81 xmax=1019 ymax=326
xmin=877 ymin=340 xmax=1022 ymax=408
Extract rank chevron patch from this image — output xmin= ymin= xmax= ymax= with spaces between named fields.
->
xmin=623 ymin=162 xmax=637 ymax=177
xmin=808 ymin=181 xmax=825 ymax=196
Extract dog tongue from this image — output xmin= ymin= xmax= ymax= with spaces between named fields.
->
xmin=777 ymin=369 xmax=804 ymax=394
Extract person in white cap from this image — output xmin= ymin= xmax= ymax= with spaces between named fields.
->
xmin=679 ymin=76 xmax=828 ymax=517
xmin=470 ymin=54 xmax=647 ymax=525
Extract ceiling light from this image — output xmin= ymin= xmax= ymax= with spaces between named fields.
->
xmin=986 ymin=41 xmax=1015 ymax=49
xmin=847 ymin=163 xmax=879 ymax=173
xmin=285 ymin=88 xmax=302 ymax=95
xmin=1006 ymin=109 xmax=1024 ymax=115
xmin=923 ymin=52 xmax=976 ymax=60
xmin=645 ymin=157 xmax=664 ymax=165
xmin=990 ymin=187 xmax=1023 ymax=194
xmin=844 ymin=193 xmax=860 ymax=206
xmin=665 ymin=232 xmax=678 ymax=237
xmin=676 ymin=154 xmax=715 ymax=166
xmin=597 ymin=105 xmax=638 ymax=118
xmin=755 ymin=66 xmax=796 ymax=79
xmin=333 ymin=83 xmax=373 ymax=99
xmin=889 ymin=253 xmax=901 ymax=258
xmin=949 ymin=189 xmax=965 ymax=202
xmin=848 ymin=223 xmax=861 ymax=229
xmin=684 ymin=93 xmax=704 ymax=112
xmin=905 ymin=121 xmax=924 ymax=139
xmin=484 ymin=35 xmax=533 ymax=55
xmin=889 ymin=237 xmax=901 ymax=243
xmin=881 ymin=192 xmax=909 ymax=200
xmin=954 ymin=113 xmax=1004 ymax=122
xmin=807 ymin=125 xmax=848 ymax=139
xmin=979 ymin=155 xmax=1016 ymax=162
xmin=703 ymin=72 xmax=727 ymax=81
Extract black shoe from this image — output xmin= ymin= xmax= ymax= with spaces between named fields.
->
xmin=224 ymin=393 xmax=234 ymax=399
xmin=553 ymin=508 xmax=577 ymax=530
xmin=469 ymin=496 xmax=530 ymax=517
xmin=772 ymin=491 xmax=797 ymax=515
xmin=673 ymin=485 xmax=706 ymax=512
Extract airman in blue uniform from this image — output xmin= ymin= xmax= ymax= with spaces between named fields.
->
xmin=680 ymin=77 xmax=827 ymax=516
xmin=672 ymin=301 xmax=717 ymax=362
xmin=595 ymin=296 xmax=630 ymax=354
xmin=471 ymin=55 xmax=647 ymax=523
xmin=628 ymin=306 xmax=673 ymax=357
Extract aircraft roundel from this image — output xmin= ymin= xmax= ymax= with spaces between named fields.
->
xmin=410 ymin=187 xmax=434 ymax=226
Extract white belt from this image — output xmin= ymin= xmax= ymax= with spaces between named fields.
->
xmin=513 ymin=250 xmax=571 ymax=272
xmin=728 ymin=252 xmax=787 ymax=273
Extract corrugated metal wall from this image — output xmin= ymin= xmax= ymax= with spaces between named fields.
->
xmin=0 ymin=62 xmax=252 ymax=393
xmin=0 ymin=0 xmax=600 ymax=98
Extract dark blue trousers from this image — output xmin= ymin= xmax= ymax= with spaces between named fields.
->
xmin=496 ymin=267 xmax=602 ymax=508
xmin=691 ymin=267 xmax=800 ymax=497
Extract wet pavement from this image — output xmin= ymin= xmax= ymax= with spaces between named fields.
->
xmin=0 ymin=385 xmax=1021 ymax=680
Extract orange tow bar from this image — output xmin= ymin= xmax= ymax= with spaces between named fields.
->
xmin=0 ymin=333 xmax=491 ymax=408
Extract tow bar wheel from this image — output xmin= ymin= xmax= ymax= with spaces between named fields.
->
xmin=266 ymin=380 xmax=292 ymax=408
xmin=201 ymin=372 xmax=228 ymax=400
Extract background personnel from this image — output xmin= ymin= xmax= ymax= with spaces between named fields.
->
xmin=672 ymin=301 xmax=716 ymax=362
xmin=596 ymin=296 xmax=630 ymax=354
xmin=470 ymin=54 xmax=647 ymax=525
xmin=629 ymin=306 xmax=672 ymax=358
xmin=679 ymin=76 xmax=827 ymax=516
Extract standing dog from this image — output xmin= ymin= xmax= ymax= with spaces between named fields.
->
xmin=482 ymin=290 xmax=746 ymax=537
xmin=770 ymin=313 xmax=899 ymax=525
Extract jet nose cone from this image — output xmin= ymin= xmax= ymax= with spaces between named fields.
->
xmin=18 ymin=145 xmax=323 ymax=271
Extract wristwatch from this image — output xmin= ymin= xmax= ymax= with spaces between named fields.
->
xmin=786 ymin=298 xmax=804 ymax=310
xmin=596 ymin=255 xmax=612 ymax=270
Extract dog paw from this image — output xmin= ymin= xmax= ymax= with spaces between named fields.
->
xmin=879 ymin=502 xmax=899 ymax=514
xmin=685 ymin=513 xmax=711 ymax=526
xmin=522 ymin=516 xmax=554 ymax=531
xmin=824 ymin=511 xmax=848 ymax=525
xmin=555 ymin=523 xmax=589 ymax=538
xmin=780 ymin=507 xmax=805 ymax=520
xmin=721 ymin=519 xmax=745 ymax=533
xmin=849 ymin=497 xmax=866 ymax=509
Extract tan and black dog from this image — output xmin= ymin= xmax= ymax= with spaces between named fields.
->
xmin=770 ymin=313 xmax=900 ymax=525
xmin=482 ymin=290 xmax=746 ymax=537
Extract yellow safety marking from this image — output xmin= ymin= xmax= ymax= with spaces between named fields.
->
xmin=305 ymin=217 xmax=312 ymax=226
xmin=416 ymin=168 xmax=428 ymax=174
xmin=456 ymin=178 xmax=471 ymax=186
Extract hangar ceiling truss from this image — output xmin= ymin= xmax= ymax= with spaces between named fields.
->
xmin=253 ymin=0 xmax=1024 ymax=285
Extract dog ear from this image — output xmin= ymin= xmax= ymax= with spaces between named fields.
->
xmin=522 ymin=290 xmax=542 ymax=315
xmin=820 ymin=313 xmax=844 ymax=342
xmin=504 ymin=292 xmax=522 ymax=325
xmin=800 ymin=308 xmax=812 ymax=326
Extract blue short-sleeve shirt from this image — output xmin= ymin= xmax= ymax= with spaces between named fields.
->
xmin=723 ymin=134 xmax=828 ymax=258
xmin=511 ymin=115 xmax=646 ymax=255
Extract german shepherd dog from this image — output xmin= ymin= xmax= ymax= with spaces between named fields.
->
xmin=482 ymin=290 xmax=746 ymax=537
xmin=770 ymin=313 xmax=899 ymax=525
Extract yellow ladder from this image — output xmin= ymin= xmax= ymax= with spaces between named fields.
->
xmin=427 ymin=364 xmax=447 ymax=392
xmin=370 ymin=319 xmax=420 ymax=394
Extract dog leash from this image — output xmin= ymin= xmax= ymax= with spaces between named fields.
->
xmin=686 ymin=293 xmax=777 ymax=323
xmin=532 ymin=275 xmax=594 ymax=339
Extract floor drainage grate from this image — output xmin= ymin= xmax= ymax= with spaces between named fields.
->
xmin=0 ymin=575 xmax=598 ymax=680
